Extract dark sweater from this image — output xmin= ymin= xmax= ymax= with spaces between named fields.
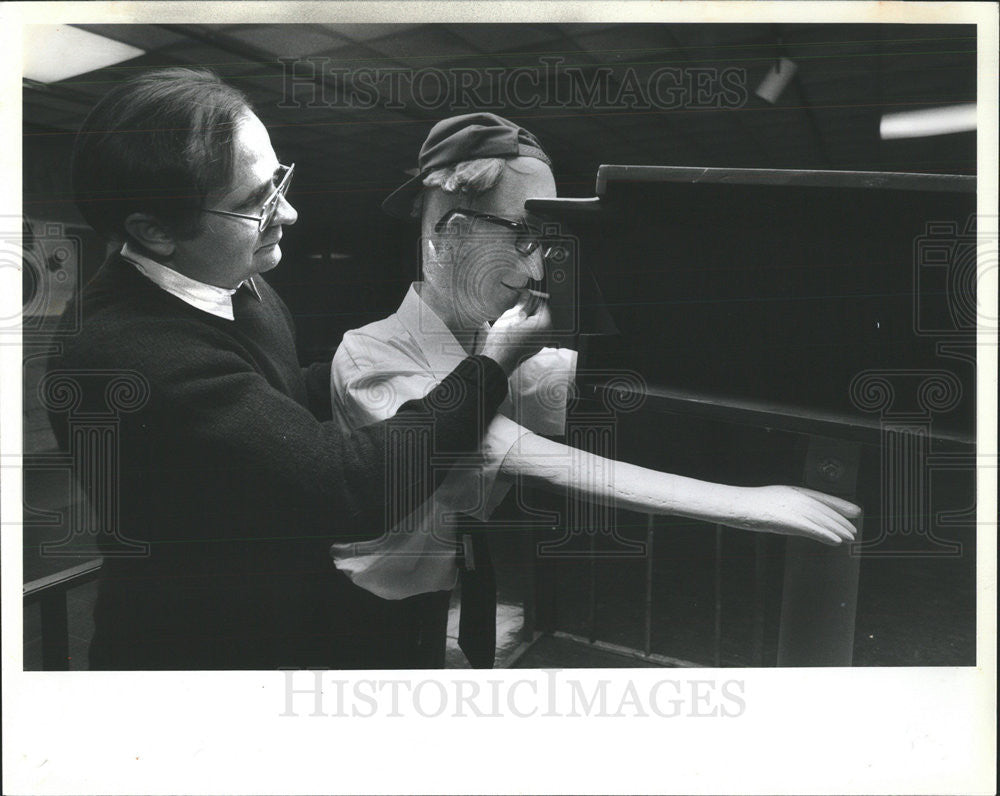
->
xmin=48 ymin=254 xmax=507 ymax=669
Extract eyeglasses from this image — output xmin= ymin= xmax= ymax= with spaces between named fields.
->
xmin=434 ymin=207 xmax=544 ymax=257
xmin=203 ymin=163 xmax=295 ymax=232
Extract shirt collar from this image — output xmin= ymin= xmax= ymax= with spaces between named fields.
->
xmin=120 ymin=242 xmax=259 ymax=321
xmin=396 ymin=283 xmax=484 ymax=374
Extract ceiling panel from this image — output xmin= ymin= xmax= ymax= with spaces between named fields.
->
xmin=223 ymin=24 xmax=350 ymax=57
xmin=363 ymin=25 xmax=481 ymax=66
xmin=72 ymin=24 xmax=190 ymax=51
xmin=312 ymin=39 xmax=407 ymax=71
xmin=326 ymin=24 xmax=422 ymax=43
xmin=448 ymin=24 xmax=568 ymax=56
xmin=566 ymin=27 xmax=680 ymax=67
xmin=159 ymin=42 xmax=251 ymax=72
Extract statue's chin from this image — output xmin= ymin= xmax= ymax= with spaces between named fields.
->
xmin=456 ymin=299 xmax=505 ymax=328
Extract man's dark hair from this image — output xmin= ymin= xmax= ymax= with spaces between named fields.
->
xmin=72 ymin=67 xmax=252 ymax=241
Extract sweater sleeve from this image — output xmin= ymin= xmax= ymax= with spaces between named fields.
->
xmin=302 ymin=360 xmax=334 ymax=421
xmin=55 ymin=319 xmax=508 ymax=552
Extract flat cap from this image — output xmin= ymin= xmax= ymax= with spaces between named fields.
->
xmin=382 ymin=112 xmax=551 ymax=219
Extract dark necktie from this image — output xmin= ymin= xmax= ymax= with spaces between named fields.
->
xmin=457 ymin=529 xmax=496 ymax=669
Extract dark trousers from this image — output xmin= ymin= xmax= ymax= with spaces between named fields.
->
xmin=327 ymin=569 xmax=451 ymax=669
xmin=88 ymin=566 xmax=452 ymax=670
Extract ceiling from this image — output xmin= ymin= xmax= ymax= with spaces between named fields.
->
xmin=24 ymin=23 xmax=977 ymax=206
xmin=22 ymin=23 xmax=977 ymax=346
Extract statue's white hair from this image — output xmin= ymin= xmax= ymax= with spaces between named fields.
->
xmin=412 ymin=158 xmax=506 ymax=219
xmin=423 ymin=157 xmax=505 ymax=194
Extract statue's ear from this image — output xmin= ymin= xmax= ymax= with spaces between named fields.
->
xmin=123 ymin=213 xmax=176 ymax=258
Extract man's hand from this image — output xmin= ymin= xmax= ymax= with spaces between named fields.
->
xmin=726 ymin=485 xmax=862 ymax=546
xmin=479 ymin=293 xmax=552 ymax=375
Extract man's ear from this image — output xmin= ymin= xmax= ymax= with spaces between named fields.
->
xmin=123 ymin=213 xmax=176 ymax=258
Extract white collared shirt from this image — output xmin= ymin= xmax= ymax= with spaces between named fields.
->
xmin=329 ymin=282 xmax=577 ymax=599
xmin=121 ymin=242 xmax=259 ymax=321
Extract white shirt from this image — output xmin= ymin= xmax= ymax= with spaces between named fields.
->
xmin=329 ymin=282 xmax=578 ymax=599
xmin=120 ymin=242 xmax=260 ymax=320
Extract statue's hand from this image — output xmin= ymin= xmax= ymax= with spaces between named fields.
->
xmin=728 ymin=486 xmax=861 ymax=545
xmin=479 ymin=294 xmax=552 ymax=376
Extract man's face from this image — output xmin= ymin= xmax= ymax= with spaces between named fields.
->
xmin=171 ymin=112 xmax=298 ymax=288
xmin=441 ymin=157 xmax=557 ymax=325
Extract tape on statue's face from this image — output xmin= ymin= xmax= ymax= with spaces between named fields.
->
xmin=450 ymin=158 xmax=557 ymax=324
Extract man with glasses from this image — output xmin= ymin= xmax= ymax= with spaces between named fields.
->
xmin=330 ymin=113 xmax=862 ymax=669
xmin=48 ymin=72 xmax=548 ymax=670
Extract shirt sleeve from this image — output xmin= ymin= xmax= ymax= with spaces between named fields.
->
xmin=331 ymin=334 xmax=443 ymax=431
xmin=332 ymin=335 xmax=577 ymax=521
xmin=505 ymin=347 xmax=579 ymax=437
xmin=476 ymin=348 xmax=577 ymax=517
xmin=332 ymin=332 xmax=507 ymax=520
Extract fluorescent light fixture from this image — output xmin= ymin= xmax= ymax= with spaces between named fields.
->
xmin=880 ymin=103 xmax=977 ymax=140
xmin=23 ymin=25 xmax=144 ymax=84
xmin=307 ymin=252 xmax=353 ymax=261
xmin=755 ymin=57 xmax=798 ymax=104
